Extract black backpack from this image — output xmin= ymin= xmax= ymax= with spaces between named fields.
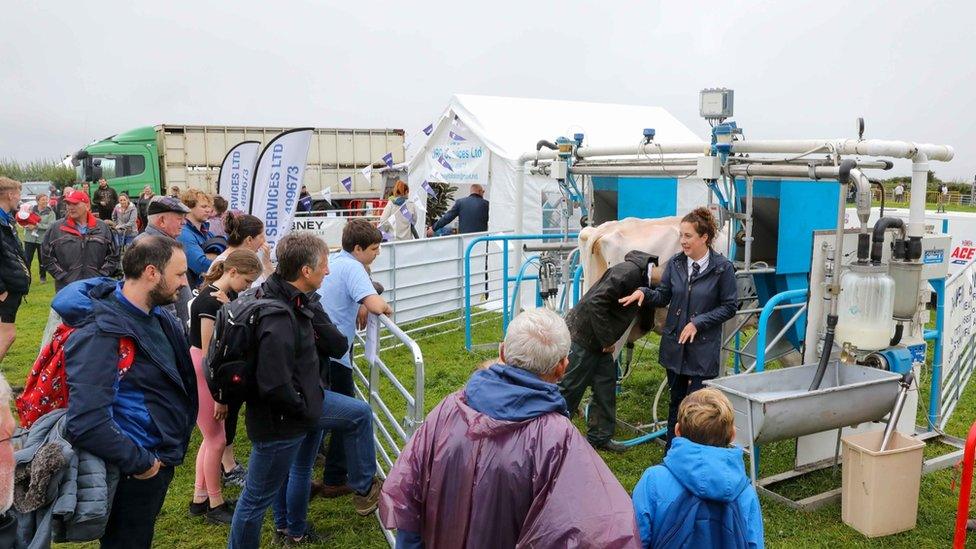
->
xmin=204 ymin=286 xmax=295 ymax=405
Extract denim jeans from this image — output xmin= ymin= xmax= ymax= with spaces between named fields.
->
xmin=322 ymin=361 xmax=355 ymax=486
xmin=272 ymin=428 xmax=325 ymax=537
xmin=268 ymin=388 xmax=377 ymax=539
xmin=228 ymin=435 xmax=305 ymax=549
xmin=318 ymin=388 xmax=377 ymax=494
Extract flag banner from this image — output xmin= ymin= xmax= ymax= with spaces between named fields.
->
xmin=382 ymin=152 xmax=394 ymax=168
xmin=399 ymin=202 xmax=415 ymax=224
xmin=436 ymin=155 xmax=453 ymax=172
xmin=381 ymin=229 xmax=393 ymax=242
xmin=249 ymin=128 xmax=314 ymax=254
xmin=298 ymin=194 xmax=312 ymax=211
xmin=217 ymin=141 xmax=260 ymax=213
xmin=421 ymin=180 xmax=437 ymax=197
xmin=422 ymin=124 xmax=433 ymax=136
xmin=361 ymin=165 xmax=373 ymax=182
xmin=318 ymin=186 xmax=332 ymax=201
xmin=341 ymin=177 xmax=353 ymax=192
xmin=421 ymin=117 xmax=488 ymax=186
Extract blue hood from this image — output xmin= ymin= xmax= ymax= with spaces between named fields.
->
xmin=464 ymin=364 xmax=568 ymax=422
xmin=52 ymin=277 xmax=118 ymax=327
xmin=663 ymin=437 xmax=750 ymax=502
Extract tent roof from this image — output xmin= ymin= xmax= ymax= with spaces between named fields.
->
xmin=422 ymin=94 xmax=703 ymax=161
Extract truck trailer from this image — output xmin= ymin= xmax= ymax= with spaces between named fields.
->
xmin=71 ymin=124 xmax=405 ymax=201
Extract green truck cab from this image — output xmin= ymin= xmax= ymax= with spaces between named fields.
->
xmin=73 ymin=126 xmax=161 ymax=198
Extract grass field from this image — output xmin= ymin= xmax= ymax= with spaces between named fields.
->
xmin=5 ymin=238 xmax=976 ymax=548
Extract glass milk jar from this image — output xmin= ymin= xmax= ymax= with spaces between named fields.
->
xmin=835 ymin=263 xmax=895 ymax=351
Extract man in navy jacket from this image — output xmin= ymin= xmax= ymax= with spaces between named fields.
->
xmin=60 ymin=237 xmax=197 ymax=549
xmin=427 ymin=184 xmax=489 ymax=236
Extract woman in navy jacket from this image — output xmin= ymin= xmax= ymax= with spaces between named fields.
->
xmin=619 ymin=207 xmax=737 ymax=452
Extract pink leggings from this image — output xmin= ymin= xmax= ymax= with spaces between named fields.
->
xmin=192 ymin=347 xmax=226 ymax=501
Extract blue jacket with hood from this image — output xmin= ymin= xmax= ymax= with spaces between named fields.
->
xmin=632 ymin=437 xmax=764 ymax=548
xmin=55 ymin=277 xmax=198 ymax=475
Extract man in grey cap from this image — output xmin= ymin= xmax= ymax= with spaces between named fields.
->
xmin=133 ymin=196 xmax=194 ymax=330
xmin=134 ymin=196 xmax=191 ymax=244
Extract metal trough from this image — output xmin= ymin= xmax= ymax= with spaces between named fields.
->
xmin=705 ymin=362 xmax=902 ymax=447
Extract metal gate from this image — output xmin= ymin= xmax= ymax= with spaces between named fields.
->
xmin=351 ymin=313 xmax=425 ymax=546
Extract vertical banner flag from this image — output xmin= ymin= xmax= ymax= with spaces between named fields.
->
xmin=382 ymin=152 xmax=394 ymax=168
xmin=399 ymin=202 xmax=415 ymax=224
xmin=341 ymin=176 xmax=353 ymax=192
xmin=361 ymin=164 xmax=372 ymax=183
xmin=421 ymin=180 xmax=437 ymax=197
xmin=217 ymin=141 xmax=260 ymax=213
xmin=248 ymin=128 xmax=314 ymax=254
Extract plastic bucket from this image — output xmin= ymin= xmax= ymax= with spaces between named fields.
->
xmin=841 ymin=430 xmax=924 ymax=537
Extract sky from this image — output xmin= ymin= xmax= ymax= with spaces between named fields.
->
xmin=2 ymin=0 xmax=974 ymax=181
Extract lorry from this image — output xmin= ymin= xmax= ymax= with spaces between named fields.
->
xmin=71 ymin=124 xmax=406 ymax=204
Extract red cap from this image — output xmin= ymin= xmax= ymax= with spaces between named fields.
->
xmin=64 ymin=190 xmax=91 ymax=205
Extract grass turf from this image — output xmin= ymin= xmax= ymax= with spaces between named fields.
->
xmin=5 ymin=249 xmax=976 ymax=547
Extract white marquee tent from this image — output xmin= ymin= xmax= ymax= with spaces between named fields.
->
xmin=406 ymin=94 xmax=708 ymax=234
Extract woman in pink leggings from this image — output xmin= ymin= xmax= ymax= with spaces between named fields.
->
xmin=188 ymin=249 xmax=262 ymax=524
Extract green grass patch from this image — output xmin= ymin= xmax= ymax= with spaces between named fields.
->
xmin=6 ymin=263 xmax=976 ymax=547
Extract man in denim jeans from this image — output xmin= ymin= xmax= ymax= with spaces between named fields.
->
xmin=228 ymin=232 xmax=382 ymax=548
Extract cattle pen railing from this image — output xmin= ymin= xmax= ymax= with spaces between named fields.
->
xmin=352 ymin=313 xmax=425 ymax=546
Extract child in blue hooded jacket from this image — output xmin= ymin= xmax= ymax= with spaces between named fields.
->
xmin=632 ymin=388 xmax=764 ymax=548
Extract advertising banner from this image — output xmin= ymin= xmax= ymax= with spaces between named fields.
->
xmin=249 ymin=128 xmax=313 ymax=253
xmin=217 ymin=141 xmax=260 ymax=213
xmin=424 ymin=121 xmax=489 ymax=186
xmin=939 ymin=261 xmax=976 ymax=428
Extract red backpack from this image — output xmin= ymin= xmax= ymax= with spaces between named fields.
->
xmin=16 ymin=324 xmax=136 ymax=429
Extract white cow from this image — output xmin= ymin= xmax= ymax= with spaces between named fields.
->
xmin=577 ymin=217 xmax=801 ymax=368
xmin=577 ymin=216 xmax=730 ymax=343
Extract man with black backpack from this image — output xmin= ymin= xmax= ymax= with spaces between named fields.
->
xmin=228 ymin=231 xmax=381 ymax=548
xmin=631 ymin=388 xmax=764 ymax=548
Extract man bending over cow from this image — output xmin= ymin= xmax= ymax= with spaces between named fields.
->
xmin=559 ymin=250 xmax=657 ymax=453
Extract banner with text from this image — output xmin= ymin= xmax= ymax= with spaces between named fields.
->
xmin=940 ymin=261 xmax=976 ymax=428
xmin=422 ymin=120 xmax=489 ymax=186
xmin=249 ymin=128 xmax=313 ymax=253
xmin=217 ymin=141 xmax=260 ymax=213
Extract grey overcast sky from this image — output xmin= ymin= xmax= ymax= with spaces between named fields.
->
xmin=2 ymin=1 xmax=974 ymax=180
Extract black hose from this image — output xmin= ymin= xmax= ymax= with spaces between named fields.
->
xmin=857 ymin=233 xmax=870 ymax=262
xmin=871 ymin=180 xmax=886 ymax=218
xmin=534 ymin=140 xmax=559 ymax=167
xmin=809 ymin=314 xmax=838 ymax=391
xmin=906 ymin=236 xmax=922 ymax=262
xmin=871 ymin=217 xmax=905 ymax=264
xmin=890 ymin=323 xmax=904 ymax=347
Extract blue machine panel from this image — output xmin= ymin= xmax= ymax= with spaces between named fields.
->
xmin=733 ymin=178 xmax=841 ymax=349
xmin=777 ymin=180 xmax=841 ymax=275
xmin=618 ymin=177 xmax=677 ymax=219
xmin=591 ymin=176 xmax=618 ymax=191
